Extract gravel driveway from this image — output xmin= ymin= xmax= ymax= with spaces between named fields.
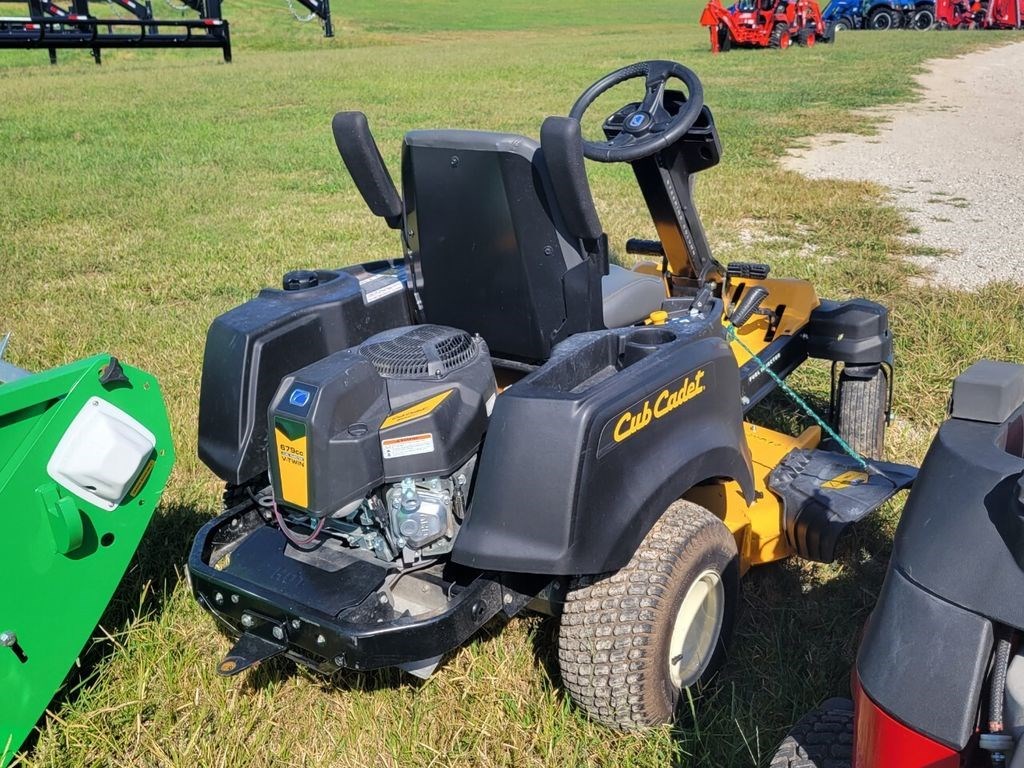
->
xmin=784 ymin=41 xmax=1024 ymax=290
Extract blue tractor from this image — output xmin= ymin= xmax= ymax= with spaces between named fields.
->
xmin=823 ymin=0 xmax=935 ymax=28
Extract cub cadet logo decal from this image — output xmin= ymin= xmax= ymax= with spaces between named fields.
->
xmin=612 ymin=369 xmax=708 ymax=444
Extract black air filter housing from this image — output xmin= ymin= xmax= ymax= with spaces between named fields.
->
xmin=268 ymin=325 xmax=496 ymax=516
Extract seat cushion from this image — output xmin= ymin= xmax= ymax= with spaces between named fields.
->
xmin=601 ymin=265 xmax=665 ymax=328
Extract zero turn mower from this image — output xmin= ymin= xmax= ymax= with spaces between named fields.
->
xmin=187 ymin=60 xmax=913 ymax=730
xmin=771 ymin=360 xmax=1024 ymax=768
xmin=0 ymin=336 xmax=174 ymax=767
xmin=701 ymin=0 xmax=832 ymax=52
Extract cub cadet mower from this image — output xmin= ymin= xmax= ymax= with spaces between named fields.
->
xmin=701 ymin=0 xmax=832 ymax=52
xmin=187 ymin=60 xmax=913 ymax=730
xmin=0 ymin=335 xmax=174 ymax=767
xmin=771 ymin=360 xmax=1024 ymax=768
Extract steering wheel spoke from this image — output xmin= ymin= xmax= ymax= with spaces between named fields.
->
xmin=567 ymin=60 xmax=704 ymax=163
xmin=638 ymin=80 xmax=667 ymax=118
xmin=609 ymin=131 xmax=637 ymax=148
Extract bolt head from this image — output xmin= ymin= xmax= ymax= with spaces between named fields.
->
xmin=240 ymin=614 xmax=255 ymax=628
xmin=290 ymin=619 xmax=301 ymax=630
xmin=272 ymin=626 xmax=285 ymax=641
xmin=503 ymin=593 xmax=513 ymax=605
xmin=214 ymin=592 xmax=224 ymax=605
xmin=0 ymin=631 xmax=15 ymax=647
xmin=230 ymin=594 xmax=239 ymax=604
xmin=317 ymin=634 xmax=327 ymax=646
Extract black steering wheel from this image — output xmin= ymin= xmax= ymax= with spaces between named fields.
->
xmin=568 ymin=60 xmax=705 ymax=163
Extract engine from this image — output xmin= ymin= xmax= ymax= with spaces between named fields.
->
xmin=267 ymin=324 xmax=496 ymax=565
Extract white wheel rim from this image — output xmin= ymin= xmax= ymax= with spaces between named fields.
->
xmin=667 ymin=569 xmax=725 ymax=690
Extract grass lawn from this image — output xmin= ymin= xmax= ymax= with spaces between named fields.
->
xmin=2 ymin=2 xmax=1023 ymax=765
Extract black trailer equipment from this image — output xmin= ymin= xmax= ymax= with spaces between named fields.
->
xmin=0 ymin=0 xmax=229 ymax=63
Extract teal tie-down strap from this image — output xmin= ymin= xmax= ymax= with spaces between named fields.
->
xmin=727 ymin=323 xmax=869 ymax=471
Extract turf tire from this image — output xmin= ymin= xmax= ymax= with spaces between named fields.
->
xmin=835 ymin=367 xmax=887 ymax=460
xmin=769 ymin=700 xmax=854 ymax=768
xmin=557 ymin=501 xmax=739 ymax=730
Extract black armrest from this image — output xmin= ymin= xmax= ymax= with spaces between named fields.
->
xmin=539 ymin=116 xmax=603 ymax=243
xmin=331 ymin=111 xmax=403 ymax=229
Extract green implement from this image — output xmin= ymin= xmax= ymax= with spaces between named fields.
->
xmin=0 ymin=350 xmax=174 ymax=767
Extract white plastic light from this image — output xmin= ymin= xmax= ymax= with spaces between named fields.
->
xmin=47 ymin=396 xmax=157 ymax=511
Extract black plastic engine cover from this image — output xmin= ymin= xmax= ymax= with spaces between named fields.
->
xmin=268 ymin=325 xmax=495 ymax=517
xmin=197 ymin=264 xmax=411 ymax=486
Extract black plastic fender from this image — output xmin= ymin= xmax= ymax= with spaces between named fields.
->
xmin=452 ymin=304 xmax=754 ymax=576
xmin=804 ymin=298 xmax=892 ymax=365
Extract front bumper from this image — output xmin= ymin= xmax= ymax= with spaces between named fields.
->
xmin=187 ymin=503 xmax=539 ymax=674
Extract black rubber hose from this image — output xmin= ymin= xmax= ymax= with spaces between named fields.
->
xmin=990 ymin=634 xmax=1013 ymax=732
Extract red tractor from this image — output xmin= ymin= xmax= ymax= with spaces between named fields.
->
xmin=701 ymin=0 xmax=832 ymax=52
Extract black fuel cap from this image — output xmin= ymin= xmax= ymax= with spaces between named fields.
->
xmin=283 ymin=270 xmax=319 ymax=291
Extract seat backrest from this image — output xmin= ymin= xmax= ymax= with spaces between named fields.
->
xmin=401 ymin=130 xmax=603 ymax=363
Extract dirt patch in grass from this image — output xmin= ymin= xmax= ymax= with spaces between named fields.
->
xmin=783 ymin=40 xmax=1024 ymax=290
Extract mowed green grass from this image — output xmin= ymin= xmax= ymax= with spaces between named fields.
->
xmin=2 ymin=3 xmax=1023 ymax=765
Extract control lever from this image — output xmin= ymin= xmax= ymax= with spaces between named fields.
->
xmin=729 ymin=286 xmax=769 ymax=328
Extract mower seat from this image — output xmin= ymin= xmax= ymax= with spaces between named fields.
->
xmin=401 ymin=129 xmax=664 ymax=362
xmin=602 ymin=265 xmax=665 ymax=329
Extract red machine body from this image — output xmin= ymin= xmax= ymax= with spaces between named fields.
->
xmin=934 ymin=0 xmax=1023 ymax=27
xmin=700 ymin=0 xmax=829 ymax=51
xmin=985 ymin=0 xmax=1024 ymax=27
xmin=852 ymin=676 xmax=962 ymax=768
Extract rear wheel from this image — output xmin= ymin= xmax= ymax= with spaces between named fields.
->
xmin=913 ymin=6 xmax=935 ymax=25
xmin=557 ymin=501 xmax=740 ymax=730
xmin=835 ymin=366 xmax=887 ymax=460
xmin=868 ymin=7 xmax=897 ymax=27
xmin=770 ymin=700 xmax=854 ymax=768
xmin=770 ymin=21 xmax=793 ymax=47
